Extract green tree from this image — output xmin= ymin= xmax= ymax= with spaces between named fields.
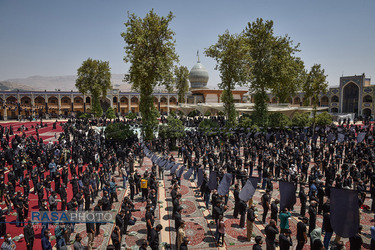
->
xmin=291 ymin=112 xmax=311 ymax=127
xmin=238 ymin=116 xmax=252 ymax=129
xmin=205 ymin=31 xmax=250 ymax=128
xmin=302 ymin=64 xmax=328 ymax=128
xmin=106 ymin=106 xmax=116 ymax=120
xmin=315 ymin=111 xmax=332 ymax=126
xmin=243 ymin=18 xmax=302 ymax=126
xmin=268 ymin=112 xmax=291 ymax=129
xmin=159 ymin=116 xmax=185 ymax=139
xmin=174 ymin=65 xmax=189 ymax=103
xmin=121 ymin=10 xmax=178 ymax=140
xmin=105 ymin=123 xmax=134 ymax=141
xmin=76 ymin=58 xmax=112 ymax=118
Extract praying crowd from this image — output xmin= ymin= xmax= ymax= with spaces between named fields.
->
xmin=0 ymin=116 xmax=374 ymax=250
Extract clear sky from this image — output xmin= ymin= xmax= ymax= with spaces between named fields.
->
xmin=0 ymin=0 xmax=374 ymax=87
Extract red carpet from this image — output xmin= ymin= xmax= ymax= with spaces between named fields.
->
xmin=0 ymin=121 xmax=70 ymax=249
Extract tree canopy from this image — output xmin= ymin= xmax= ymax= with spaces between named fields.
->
xmin=76 ymin=58 xmax=112 ymax=117
xmin=174 ymin=65 xmax=189 ymax=103
xmin=205 ymin=31 xmax=250 ymax=128
xmin=303 ymin=64 xmax=328 ymax=127
xmin=243 ymin=18 xmax=304 ymax=126
xmin=121 ymin=9 xmax=179 ymax=140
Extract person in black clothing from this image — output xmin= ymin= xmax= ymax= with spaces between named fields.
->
xmin=323 ymin=211 xmax=333 ymax=249
xmin=349 ymin=226 xmax=363 ymax=250
xmin=111 ymin=225 xmax=121 ymax=250
xmin=233 ymin=184 xmax=240 ymax=218
xmin=299 ymin=185 xmax=307 ymax=216
xmin=115 ymin=210 xmax=125 ymax=235
xmin=23 ymin=221 xmax=35 ymax=250
xmin=94 ymin=200 xmax=102 ymax=236
xmin=308 ymin=201 xmax=317 ymax=235
xmin=270 ymin=199 xmax=279 ymax=224
xmin=149 ymin=224 xmax=163 ymax=250
xmin=265 ymin=219 xmax=279 ymax=250
xmin=296 ymin=217 xmax=308 ymax=250
xmin=253 ymin=236 xmax=263 ymax=250
xmin=247 ymin=204 xmax=256 ymax=242
xmin=180 ymin=237 xmax=189 ymax=250
xmin=238 ymin=199 xmax=247 ymax=228
xmin=261 ymin=190 xmax=271 ymax=223
xmin=279 ymin=229 xmax=293 ymax=250
xmin=174 ymin=206 xmax=183 ymax=232
xmin=145 ymin=205 xmax=155 ymax=239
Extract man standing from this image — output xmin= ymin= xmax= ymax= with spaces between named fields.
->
xmin=48 ymin=159 xmax=57 ymax=179
xmin=24 ymin=221 xmax=35 ymax=250
xmin=41 ymin=229 xmax=52 ymax=250
xmin=247 ymin=204 xmax=256 ymax=242
xmin=270 ymin=199 xmax=279 ymax=224
xmin=233 ymin=184 xmax=240 ymax=218
xmin=308 ymin=201 xmax=317 ymax=235
xmin=149 ymin=224 xmax=163 ymax=250
xmin=279 ymin=229 xmax=293 ymax=250
xmin=265 ymin=219 xmax=279 ymax=250
xmin=86 ymin=213 xmax=95 ymax=250
xmin=94 ymin=200 xmax=102 ymax=236
xmin=73 ymin=234 xmax=84 ymax=250
xmin=261 ymin=189 xmax=271 ymax=223
xmin=323 ymin=211 xmax=333 ymax=249
xmin=279 ymin=208 xmax=291 ymax=233
xmin=299 ymin=185 xmax=307 ymax=216
xmin=296 ymin=217 xmax=308 ymax=250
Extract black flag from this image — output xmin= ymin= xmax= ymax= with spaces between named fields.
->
xmin=176 ymin=165 xmax=186 ymax=178
xmin=357 ymin=132 xmax=366 ymax=143
xmin=337 ymin=133 xmax=345 ymax=143
xmin=239 ymin=177 xmax=258 ymax=201
xmin=217 ymin=173 xmax=232 ymax=196
xmin=197 ymin=168 xmax=204 ymax=186
xmin=183 ymin=167 xmax=194 ymax=180
xmin=279 ymin=181 xmax=296 ymax=210
xmin=164 ymin=161 xmax=174 ymax=170
xmin=170 ymin=163 xmax=179 ymax=174
xmin=330 ymin=188 xmax=359 ymax=238
xmin=208 ymin=171 xmax=218 ymax=190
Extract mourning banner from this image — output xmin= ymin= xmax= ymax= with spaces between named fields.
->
xmin=164 ymin=161 xmax=174 ymax=170
xmin=357 ymin=132 xmax=366 ymax=143
xmin=279 ymin=181 xmax=297 ymax=210
xmin=197 ymin=168 xmax=204 ymax=186
xmin=176 ymin=165 xmax=186 ymax=178
xmin=183 ymin=167 xmax=194 ymax=180
xmin=170 ymin=163 xmax=180 ymax=174
xmin=208 ymin=171 xmax=218 ymax=190
xmin=338 ymin=133 xmax=345 ymax=143
xmin=330 ymin=188 xmax=359 ymax=238
xmin=217 ymin=173 xmax=232 ymax=196
xmin=239 ymin=177 xmax=257 ymax=202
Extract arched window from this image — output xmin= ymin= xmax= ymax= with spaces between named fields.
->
xmin=363 ymin=95 xmax=372 ymax=103
xmin=331 ymin=96 xmax=339 ymax=102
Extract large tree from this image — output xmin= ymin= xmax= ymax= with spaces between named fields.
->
xmin=76 ymin=58 xmax=112 ymax=118
xmin=302 ymin=64 xmax=328 ymax=127
xmin=243 ymin=18 xmax=303 ymax=126
xmin=174 ymin=65 xmax=189 ymax=103
xmin=205 ymin=31 xmax=250 ymax=128
xmin=121 ymin=10 xmax=178 ymax=140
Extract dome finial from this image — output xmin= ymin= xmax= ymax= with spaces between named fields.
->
xmin=196 ymin=50 xmax=200 ymax=63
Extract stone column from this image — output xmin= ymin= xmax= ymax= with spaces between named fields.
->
xmin=128 ymin=95 xmax=131 ymax=113
xmin=58 ymin=94 xmax=61 ymax=115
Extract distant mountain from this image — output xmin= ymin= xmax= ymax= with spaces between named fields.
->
xmin=0 ymin=81 xmax=38 ymax=91
xmin=0 ymin=74 xmax=134 ymax=92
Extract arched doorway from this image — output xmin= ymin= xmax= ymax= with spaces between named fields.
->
xmin=363 ymin=108 xmax=372 ymax=118
xmin=331 ymin=108 xmax=338 ymax=113
xmin=342 ymin=82 xmax=359 ymax=113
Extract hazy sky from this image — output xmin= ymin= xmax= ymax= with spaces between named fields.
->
xmin=0 ymin=0 xmax=374 ymax=88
